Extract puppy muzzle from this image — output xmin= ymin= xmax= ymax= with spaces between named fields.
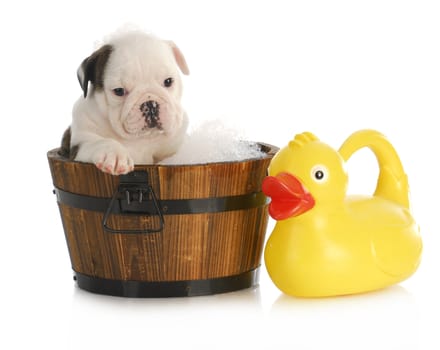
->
xmin=124 ymin=93 xmax=172 ymax=135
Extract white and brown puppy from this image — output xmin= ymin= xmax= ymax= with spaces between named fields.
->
xmin=61 ymin=30 xmax=189 ymax=175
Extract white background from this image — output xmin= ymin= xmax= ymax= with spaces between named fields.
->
xmin=1 ymin=0 xmax=439 ymax=349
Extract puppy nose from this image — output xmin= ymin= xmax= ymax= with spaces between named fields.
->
xmin=140 ymin=100 xmax=161 ymax=129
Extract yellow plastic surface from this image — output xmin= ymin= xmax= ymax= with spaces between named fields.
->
xmin=263 ymin=130 xmax=422 ymax=297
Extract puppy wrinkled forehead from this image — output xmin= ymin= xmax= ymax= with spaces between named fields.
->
xmin=105 ymin=33 xmax=177 ymax=82
xmin=109 ymin=32 xmax=171 ymax=62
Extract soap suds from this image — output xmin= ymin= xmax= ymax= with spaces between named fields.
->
xmin=160 ymin=120 xmax=265 ymax=165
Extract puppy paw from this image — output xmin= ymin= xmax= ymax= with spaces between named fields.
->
xmin=94 ymin=149 xmax=134 ymax=175
xmin=74 ymin=140 xmax=136 ymax=175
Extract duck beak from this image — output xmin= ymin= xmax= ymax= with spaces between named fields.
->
xmin=262 ymin=172 xmax=315 ymax=220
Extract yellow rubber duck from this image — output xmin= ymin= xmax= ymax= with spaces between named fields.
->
xmin=262 ymin=130 xmax=422 ymax=297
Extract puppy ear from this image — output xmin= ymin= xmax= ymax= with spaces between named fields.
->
xmin=166 ymin=41 xmax=190 ymax=75
xmin=77 ymin=44 xmax=113 ymax=98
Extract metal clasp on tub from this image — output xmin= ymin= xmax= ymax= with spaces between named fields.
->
xmin=102 ymin=171 xmax=165 ymax=234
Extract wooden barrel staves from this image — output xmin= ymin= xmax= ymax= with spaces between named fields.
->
xmin=47 ymin=143 xmax=278 ymax=297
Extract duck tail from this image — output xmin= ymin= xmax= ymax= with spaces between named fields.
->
xmin=338 ymin=129 xmax=410 ymax=209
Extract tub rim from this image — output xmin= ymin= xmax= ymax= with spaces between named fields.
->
xmin=47 ymin=142 xmax=278 ymax=168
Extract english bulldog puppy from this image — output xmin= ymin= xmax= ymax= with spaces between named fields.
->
xmin=61 ymin=30 xmax=190 ymax=175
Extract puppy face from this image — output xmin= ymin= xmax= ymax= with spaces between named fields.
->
xmin=78 ymin=31 xmax=189 ymax=141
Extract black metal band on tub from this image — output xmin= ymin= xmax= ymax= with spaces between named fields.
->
xmin=73 ymin=267 xmax=260 ymax=297
xmin=54 ymin=187 xmax=269 ymax=234
xmin=54 ymin=170 xmax=269 ymax=234
xmin=54 ymin=188 xmax=269 ymax=215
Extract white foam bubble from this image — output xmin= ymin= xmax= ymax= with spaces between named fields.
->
xmin=160 ymin=120 xmax=265 ymax=165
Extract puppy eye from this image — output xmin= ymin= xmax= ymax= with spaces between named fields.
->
xmin=113 ymin=88 xmax=126 ymax=96
xmin=164 ymin=78 xmax=174 ymax=88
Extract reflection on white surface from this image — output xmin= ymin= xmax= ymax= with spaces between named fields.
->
xmin=67 ymin=282 xmax=419 ymax=350
xmin=267 ymin=285 xmax=419 ymax=349
xmin=69 ymin=285 xmax=265 ymax=350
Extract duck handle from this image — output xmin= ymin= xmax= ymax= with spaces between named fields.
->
xmin=338 ymin=129 xmax=410 ymax=209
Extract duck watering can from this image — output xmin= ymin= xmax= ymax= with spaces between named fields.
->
xmin=262 ymin=130 xmax=422 ymax=297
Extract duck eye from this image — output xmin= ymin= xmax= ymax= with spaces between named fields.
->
xmin=311 ymin=165 xmax=328 ymax=183
xmin=315 ymin=170 xmax=324 ymax=180
xmin=113 ymin=88 xmax=126 ymax=96
xmin=164 ymin=77 xmax=174 ymax=88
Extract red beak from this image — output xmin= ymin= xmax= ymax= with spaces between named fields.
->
xmin=262 ymin=172 xmax=315 ymax=220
